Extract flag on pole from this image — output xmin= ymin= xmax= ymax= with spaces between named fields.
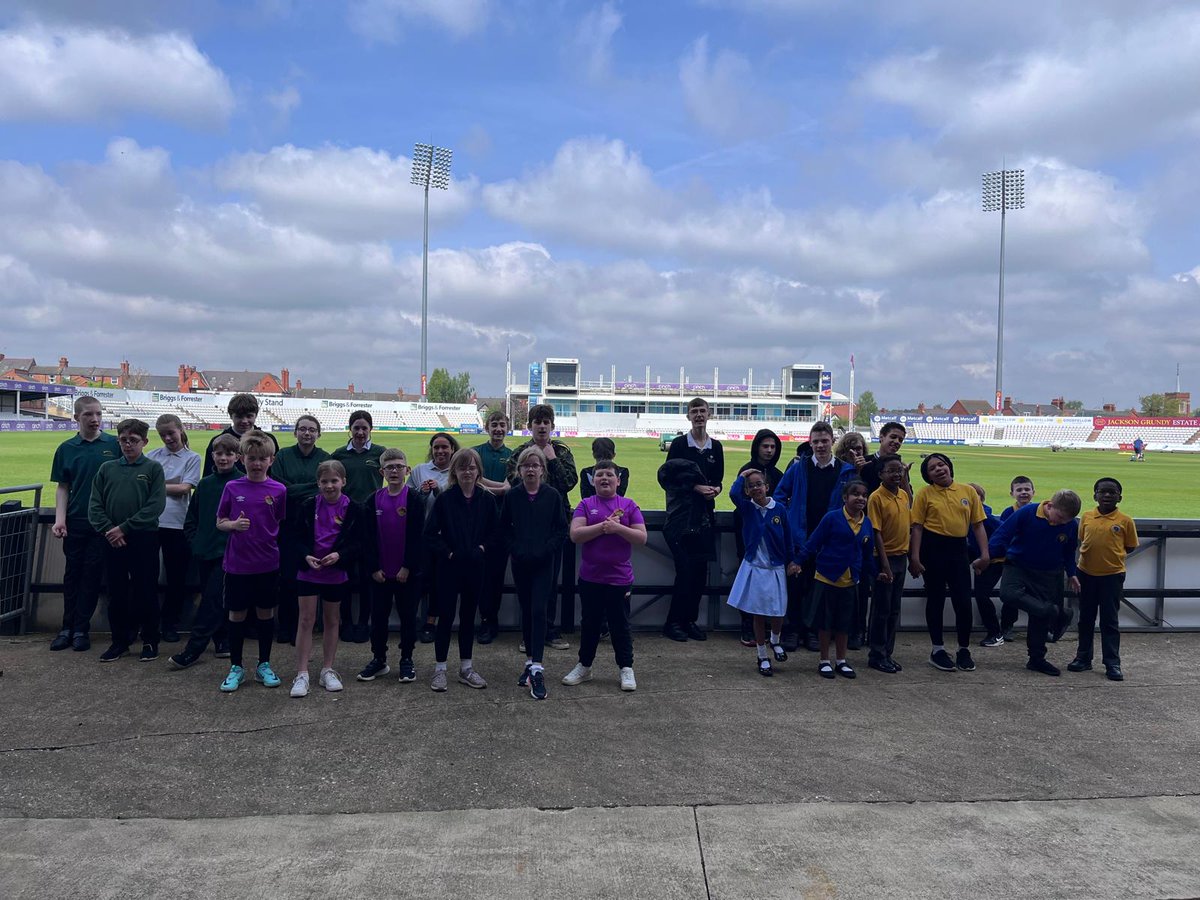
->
xmin=850 ymin=354 xmax=855 ymax=371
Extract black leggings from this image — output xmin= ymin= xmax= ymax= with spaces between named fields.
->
xmin=921 ymin=531 xmax=973 ymax=648
xmin=158 ymin=527 xmax=192 ymax=630
xmin=513 ymin=557 xmax=554 ymax=664
xmin=371 ymin=579 xmax=419 ymax=660
xmin=434 ymin=563 xmax=483 ymax=663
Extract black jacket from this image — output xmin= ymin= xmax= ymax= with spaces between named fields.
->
xmin=502 ymin=483 xmax=568 ymax=565
xmin=361 ymin=487 xmax=426 ymax=576
xmin=424 ymin=484 xmax=500 ymax=566
xmin=290 ymin=495 xmax=363 ymax=571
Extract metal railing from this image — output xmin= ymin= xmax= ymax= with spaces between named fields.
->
xmin=1 ymin=485 xmax=44 ymax=632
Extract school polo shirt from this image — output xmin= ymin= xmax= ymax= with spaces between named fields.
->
xmin=217 ymin=476 xmax=287 ymax=575
xmin=331 ymin=441 xmax=385 ymax=503
xmin=1078 ymin=508 xmax=1139 ymax=576
xmin=573 ymin=495 xmax=645 ymax=586
xmin=51 ymin=432 xmax=120 ymax=527
xmin=867 ymin=486 xmax=911 ymax=555
xmin=473 ymin=441 xmax=513 ymax=482
xmin=147 ymin=446 xmax=201 ymax=530
xmin=912 ymin=481 xmax=985 ymax=538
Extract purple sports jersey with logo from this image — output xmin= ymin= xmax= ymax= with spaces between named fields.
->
xmin=374 ymin=486 xmax=410 ymax=579
xmin=298 ymin=493 xmax=351 ymax=585
xmin=217 ymin=477 xmax=287 ymax=575
xmin=573 ymin=495 xmax=645 ymax=585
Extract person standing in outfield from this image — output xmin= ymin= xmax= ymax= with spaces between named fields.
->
xmin=967 ymin=483 xmax=1005 ymax=649
xmin=909 ymin=453 xmax=988 ymax=674
xmin=733 ymin=429 xmax=782 ymax=647
xmin=331 ymin=410 xmax=385 ymax=644
xmin=503 ymin=446 xmax=569 ymax=701
xmin=564 ymin=459 xmax=646 ymax=692
xmin=168 ymin=434 xmax=240 ymax=669
xmin=202 ymin=393 xmax=278 ymax=477
xmin=658 ymin=398 xmax=723 ymax=643
xmin=289 ymin=460 xmax=361 ymax=698
xmin=866 ymin=454 xmax=910 ymax=674
xmin=505 ymin=404 xmax=578 ymax=649
xmin=805 ymin=480 xmax=877 ymax=680
xmin=148 ymin=414 xmax=201 ymax=643
xmin=424 ymin=448 xmax=498 ymax=693
xmin=773 ymin=421 xmax=839 ymax=653
xmin=270 ymin=415 xmax=330 ymax=646
xmin=473 ymin=412 xmax=512 ymax=644
xmin=859 ymin=422 xmax=912 ymax=495
xmin=981 ymin=490 xmax=1081 ymax=677
xmin=1069 ymin=478 xmax=1138 ymax=682
xmin=88 ymin=418 xmax=166 ymax=662
xmin=356 ymin=449 xmax=426 ymax=685
xmin=408 ymin=431 xmax=459 ymax=644
xmin=726 ymin=469 xmax=797 ymax=677
xmin=50 ymin=396 xmax=119 ymax=653
xmin=997 ymin=476 xmax=1036 ymax=641
xmin=580 ymin=437 xmax=631 ymax=499
xmin=215 ymin=431 xmax=287 ymax=693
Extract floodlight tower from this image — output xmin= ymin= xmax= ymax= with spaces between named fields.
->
xmin=982 ymin=168 xmax=1024 ymax=412
xmin=411 ymin=143 xmax=453 ymax=397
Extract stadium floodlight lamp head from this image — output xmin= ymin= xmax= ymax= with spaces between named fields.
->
xmin=982 ymin=167 xmax=1025 ymax=412
xmin=411 ymin=143 xmax=454 ymax=397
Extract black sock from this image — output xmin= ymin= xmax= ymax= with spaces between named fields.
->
xmin=257 ymin=616 xmax=274 ymax=665
xmin=228 ymin=619 xmax=245 ymax=667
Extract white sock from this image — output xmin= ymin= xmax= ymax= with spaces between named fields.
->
xmin=756 ymin=644 xmax=768 ymax=660
xmin=525 ymin=657 xmax=533 ymax=667
xmin=531 ymin=662 xmax=544 ymax=674
xmin=837 ymin=658 xmax=848 ymax=666
xmin=819 ymin=658 xmax=831 ymax=667
xmin=434 ymin=661 xmax=447 ymax=672
xmin=769 ymin=630 xmax=781 ymax=645
xmin=460 ymin=658 xmax=472 ymax=673
xmin=931 ymin=645 xmax=945 ymax=654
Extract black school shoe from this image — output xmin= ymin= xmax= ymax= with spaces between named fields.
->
xmin=685 ymin=622 xmax=707 ymax=641
xmin=835 ymin=661 xmax=856 ymax=679
xmin=418 ymin=623 xmax=436 ymax=644
xmin=758 ymin=658 xmax=773 ymax=677
xmin=72 ymin=633 xmax=91 ymax=652
xmin=139 ymin=643 xmax=159 ymax=662
xmin=99 ymin=643 xmax=128 ymax=662
xmin=50 ymin=631 xmax=72 ymax=651
xmin=1067 ymin=657 xmax=1092 ymax=672
xmin=476 ymin=622 xmax=496 ymax=645
xmin=868 ymin=658 xmax=898 ymax=674
xmin=168 ymin=650 xmax=200 ymax=670
xmin=662 ymin=623 xmax=688 ymax=642
xmin=1105 ymin=665 xmax=1124 ymax=681
xmin=780 ymin=631 xmax=800 ymax=652
xmin=1026 ymin=658 xmax=1061 ymax=676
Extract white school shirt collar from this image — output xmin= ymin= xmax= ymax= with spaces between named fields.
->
xmin=755 ymin=497 xmax=778 ymax=514
xmin=811 ymin=454 xmax=835 ymax=469
xmin=686 ymin=432 xmax=712 ymax=452
xmin=346 ymin=439 xmax=373 ymax=451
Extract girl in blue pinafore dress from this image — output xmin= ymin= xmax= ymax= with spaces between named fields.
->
xmin=727 ymin=470 xmax=802 ymax=676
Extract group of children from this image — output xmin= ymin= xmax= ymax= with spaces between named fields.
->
xmin=50 ymin=396 xmax=645 ymax=701
xmin=50 ymin=393 xmax=1139 ymax=698
xmin=721 ymin=414 xmax=1138 ymax=682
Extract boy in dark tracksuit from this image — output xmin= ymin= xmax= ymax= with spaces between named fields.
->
xmin=170 ymin=434 xmax=241 ymax=669
xmin=982 ymin=490 xmax=1081 ymax=676
xmin=88 ymin=418 xmax=167 ymax=662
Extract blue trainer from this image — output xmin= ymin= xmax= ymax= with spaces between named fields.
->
xmin=220 ymin=665 xmax=245 ymax=692
xmin=255 ymin=661 xmax=281 ymax=688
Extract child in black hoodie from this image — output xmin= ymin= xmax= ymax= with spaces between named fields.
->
xmin=503 ymin=446 xmax=569 ymax=700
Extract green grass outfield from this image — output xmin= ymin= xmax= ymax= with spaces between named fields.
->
xmin=2 ymin=430 xmax=1197 ymax=518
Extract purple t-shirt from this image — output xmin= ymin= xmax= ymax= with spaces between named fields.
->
xmin=298 ymin=493 xmax=351 ymax=585
xmin=573 ymin=495 xmax=645 ymax=586
xmin=374 ymin=486 xmax=411 ymax=579
xmin=217 ymin=477 xmax=287 ymax=575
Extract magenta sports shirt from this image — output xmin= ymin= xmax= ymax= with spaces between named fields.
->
xmin=573 ymin=495 xmax=645 ymax=586
xmin=217 ymin=477 xmax=287 ymax=575
xmin=298 ymin=493 xmax=351 ymax=585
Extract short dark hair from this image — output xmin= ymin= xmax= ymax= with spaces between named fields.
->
xmin=810 ymin=421 xmax=834 ymax=438
xmin=877 ymin=453 xmax=903 ymax=469
xmin=1010 ymin=475 xmax=1033 ymax=489
xmin=591 ymin=436 xmax=616 ymax=460
xmin=227 ymin=393 xmax=259 ymax=417
xmin=348 ymin=409 xmax=372 ymax=429
xmin=842 ymin=478 xmax=869 ymax=498
xmin=879 ymin=421 xmax=906 ymax=439
xmin=73 ymin=395 xmax=100 ymax=415
xmin=527 ymin=403 xmax=555 ymax=426
xmin=1094 ymin=476 xmax=1123 ymax=493
xmin=294 ymin=414 xmax=321 ymax=435
xmin=427 ymin=431 xmax=460 ymax=461
xmin=116 ymin=418 xmax=149 ymax=440
xmin=687 ymin=397 xmax=709 ymax=412
xmin=211 ymin=433 xmax=240 ymax=454
xmin=592 ymin=458 xmax=618 ymax=474
xmin=919 ymin=452 xmax=954 ymax=484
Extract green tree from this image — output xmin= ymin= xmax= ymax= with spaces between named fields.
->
xmin=1140 ymin=394 xmax=1181 ymax=416
xmin=854 ymin=390 xmax=878 ymax=427
xmin=1064 ymin=400 xmax=1084 ymax=412
xmin=426 ymin=368 xmax=474 ymax=404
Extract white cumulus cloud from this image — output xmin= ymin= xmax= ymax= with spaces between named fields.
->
xmin=347 ymin=0 xmax=489 ymax=42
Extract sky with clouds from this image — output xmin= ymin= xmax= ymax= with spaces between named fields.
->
xmin=2 ymin=0 xmax=1197 ymax=408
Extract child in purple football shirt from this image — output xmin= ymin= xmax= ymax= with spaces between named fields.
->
xmin=289 ymin=460 xmax=361 ymax=697
xmin=216 ymin=431 xmax=287 ymax=693
xmin=564 ymin=459 xmax=647 ymax=692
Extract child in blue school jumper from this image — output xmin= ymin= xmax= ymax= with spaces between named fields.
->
xmin=804 ymin=479 xmax=878 ymax=680
xmin=727 ymin=469 xmax=801 ymax=677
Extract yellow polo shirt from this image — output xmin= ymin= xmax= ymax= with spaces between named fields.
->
xmin=912 ymin=481 xmax=985 ymax=538
xmin=868 ymin=486 xmax=911 ymax=555
xmin=1078 ymin=508 xmax=1139 ymax=576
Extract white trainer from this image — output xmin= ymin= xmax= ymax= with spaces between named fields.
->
xmin=619 ymin=667 xmax=637 ymax=692
xmin=561 ymin=663 xmax=593 ymax=685
xmin=289 ymin=672 xmax=310 ymax=698
xmin=319 ymin=668 xmax=344 ymax=692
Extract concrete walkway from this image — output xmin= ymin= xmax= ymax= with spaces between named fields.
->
xmin=2 ymin=631 xmax=1198 ymax=898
